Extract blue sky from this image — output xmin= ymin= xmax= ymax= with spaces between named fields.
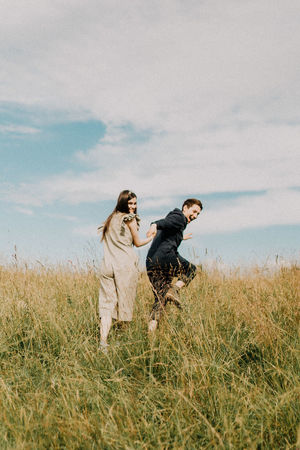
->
xmin=1 ymin=0 xmax=299 ymax=268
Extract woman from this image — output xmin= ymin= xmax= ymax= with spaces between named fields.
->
xmin=98 ymin=190 xmax=155 ymax=351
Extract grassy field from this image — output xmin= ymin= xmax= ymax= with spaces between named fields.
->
xmin=0 ymin=262 xmax=299 ymax=449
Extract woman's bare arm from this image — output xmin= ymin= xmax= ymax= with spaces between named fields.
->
xmin=127 ymin=219 xmax=155 ymax=247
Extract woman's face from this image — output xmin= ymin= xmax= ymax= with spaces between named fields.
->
xmin=128 ymin=197 xmax=137 ymax=214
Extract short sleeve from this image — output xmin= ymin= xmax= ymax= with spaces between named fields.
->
xmin=121 ymin=213 xmax=140 ymax=235
xmin=123 ymin=213 xmax=136 ymax=223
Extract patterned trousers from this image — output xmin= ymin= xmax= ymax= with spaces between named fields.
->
xmin=147 ymin=256 xmax=196 ymax=321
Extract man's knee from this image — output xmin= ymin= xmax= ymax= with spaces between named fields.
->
xmin=179 ymin=261 xmax=197 ymax=284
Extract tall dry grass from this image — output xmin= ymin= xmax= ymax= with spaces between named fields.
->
xmin=0 ymin=262 xmax=299 ymax=449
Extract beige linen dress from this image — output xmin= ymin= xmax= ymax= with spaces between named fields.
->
xmin=98 ymin=212 xmax=139 ymax=321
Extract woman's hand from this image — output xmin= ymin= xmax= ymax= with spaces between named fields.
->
xmin=146 ymin=223 xmax=157 ymax=238
xmin=183 ymin=233 xmax=192 ymax=240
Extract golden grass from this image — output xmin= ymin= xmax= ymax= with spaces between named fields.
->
xmin=0 ymin=262 xmax=299 ymax=448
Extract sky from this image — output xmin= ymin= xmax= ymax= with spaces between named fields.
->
xmin=0 ymin=0 xmax=299 ymax=268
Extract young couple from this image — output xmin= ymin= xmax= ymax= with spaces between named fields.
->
xmin=98 ymin=190 xmax=203 ymax=352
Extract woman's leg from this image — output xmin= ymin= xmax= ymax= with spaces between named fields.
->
xmin=100 ymin=311 xmax=112 ymax=345
xmin=98 ymin=264 xmax=117 ymax=348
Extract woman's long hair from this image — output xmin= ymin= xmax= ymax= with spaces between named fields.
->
xmin=101 ymin=190 xmax=137 ymax=240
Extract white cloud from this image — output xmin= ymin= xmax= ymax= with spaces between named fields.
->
xmin=0 ymin=0 xmax=299 ymax=128
xmin=3 ymin=122 xmax=299 ymax=207
xmin=0 ymin=124 xmax=40 ymax=134
xmin=70 ymin=189 xmax=300 ymax=239
xmin=188 ymin=189 xmax=300 ymax=235
xmin=44 ymin=212 xmax=77 ymax=222
xmin=15 ymin=206 xmax=34 ymax=215
xmin=139 ymin=197 xmax=175 ymax=210
xmin=72 ymin=224 xmax=98 ymax=237
xmin=1 ymin=0 xmax=300 ymax=236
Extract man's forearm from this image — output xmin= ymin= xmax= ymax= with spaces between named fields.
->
xmin=154 ymin=217 xmax=183 ymax=231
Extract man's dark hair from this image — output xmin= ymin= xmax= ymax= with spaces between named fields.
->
xmin=182 ymin=198 xmax=203 ymax=211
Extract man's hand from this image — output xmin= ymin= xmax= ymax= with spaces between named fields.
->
xmin=183 ymin=233 xmax=192 ymax=240
xmin=147 ymin=223 xmax=157 ymax=238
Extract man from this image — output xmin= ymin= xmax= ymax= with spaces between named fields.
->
xmin=146 ymin=198 xmax=203 ymax=332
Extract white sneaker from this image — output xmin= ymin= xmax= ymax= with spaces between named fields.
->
xmin=148 ymin=319 xmax=158 ymax=332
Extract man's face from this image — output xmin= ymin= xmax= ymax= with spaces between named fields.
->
xmin=182 ymin=204 xmax=201 ymax=223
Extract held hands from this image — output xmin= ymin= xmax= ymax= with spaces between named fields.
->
xmin=146 ymin=223 xmax=157 ymax=238
xmin=183 ymin=233 xmax=193 ymax=240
